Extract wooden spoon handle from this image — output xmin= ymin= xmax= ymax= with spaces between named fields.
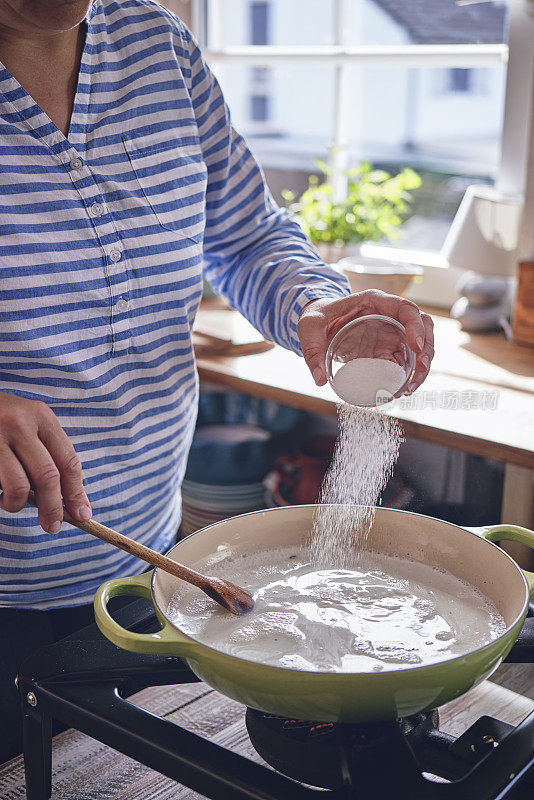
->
xmin=26 ymin=490 xmax=208 ymax=590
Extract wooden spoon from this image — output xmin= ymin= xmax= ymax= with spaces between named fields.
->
xmin=26 ymin=491 xmax=254 ymax=616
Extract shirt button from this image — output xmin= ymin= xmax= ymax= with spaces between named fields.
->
xmin=70 ymin=157 xmax=83 ymax=170
xmin=116 ymin=296 xmax=128 ymax=312
xmin=89 ymin=202 xmax=105 ymax=218
xmin=109 ymin=249 xmax=122 ymax=263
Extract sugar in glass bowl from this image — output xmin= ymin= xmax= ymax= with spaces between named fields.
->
xmin=325 ymin=315 xmax=416 ymax=407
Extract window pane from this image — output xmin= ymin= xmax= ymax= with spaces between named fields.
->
xmin=204 ymin=0 xmax=509 ymax=252
xmin=208 ymin=0 xmax=336 ymax=47
xmin=214 ymin=59 xmax=505 ymax=250
xmin=217 ymin=63 xmax=335 ymax=160
xmin=344 ymin=0 xmax=508 ymax=46
xmin=345 ymin=63 xmax=506 ymax=249
xmin=207 ymin=0 xmax=507 ymax=48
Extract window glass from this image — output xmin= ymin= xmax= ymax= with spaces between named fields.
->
xmin=204 ymin=0 xmax=509 ymax=252
xmin=209 ymin=0 xmax=336 ymax=47
xmin=344 ymin=64 xmax=506 ymax=248
xmin=215 ymin=60 xmax=505 ymax=250
xmin=207 ymin=0 xmax=507 ymax=48
xmin=344 ymin=0 xmax=508 ymax=46
xmin=216 ymin=62 xmax=335 ymax=154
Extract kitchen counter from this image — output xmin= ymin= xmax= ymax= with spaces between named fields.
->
xmin=196 ymin=309 xmax=534 ymax=528
xmin=1 ymin=663 xmax=533 ymax=799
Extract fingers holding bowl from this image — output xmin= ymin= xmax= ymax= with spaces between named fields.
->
xmin=298 ymin=292 xmax=435 ymax=395
xmin=404 ymin=313 xmax=435 ymax=395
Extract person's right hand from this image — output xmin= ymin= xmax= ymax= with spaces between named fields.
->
xmin=0 ymin=392 xmax=91 ymax=534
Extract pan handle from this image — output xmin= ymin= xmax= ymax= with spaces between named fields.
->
xmin=481 ymin=525 xmax=534 ymax=598
xmin=94 ymin=571 xmax=197 ymax=656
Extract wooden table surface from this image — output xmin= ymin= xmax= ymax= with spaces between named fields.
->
xmin=197 ymin=311 xmax=534 ymax=470
xmin=1 ymin=663 xmax=533 ymax=800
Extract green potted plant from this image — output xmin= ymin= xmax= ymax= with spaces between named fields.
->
xmin=282 ymin=160 xmax=421 ymax=265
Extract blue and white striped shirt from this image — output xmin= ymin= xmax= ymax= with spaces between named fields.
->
xmin=0 ymin=0 xmax=349 ymax=609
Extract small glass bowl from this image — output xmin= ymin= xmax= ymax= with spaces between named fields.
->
xmin=325 ymin=314 xmax=416 ymax=407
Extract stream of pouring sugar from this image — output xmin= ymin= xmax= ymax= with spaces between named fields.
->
xmin=309 ymin=405 xmax=403 ymax=569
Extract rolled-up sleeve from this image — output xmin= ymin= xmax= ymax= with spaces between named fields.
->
xmin=185 ymin=32 xmax=350 ymax=353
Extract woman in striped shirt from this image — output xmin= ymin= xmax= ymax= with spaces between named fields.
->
xmin=0 ymin=0 xmax=434 ymax=761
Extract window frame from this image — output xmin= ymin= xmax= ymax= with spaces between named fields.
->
xmin=192 ymin=0 xmax=533 ymax=272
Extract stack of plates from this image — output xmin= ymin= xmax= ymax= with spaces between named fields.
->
xmin=180 ymin=478 xmax=269 ymax=537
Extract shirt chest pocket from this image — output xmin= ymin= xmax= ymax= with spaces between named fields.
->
xmin=122 ymin=137 xmax=207 ymax=241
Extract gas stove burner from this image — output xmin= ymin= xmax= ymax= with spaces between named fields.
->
xmin=245 ymin=707 xmax=439 ymax=789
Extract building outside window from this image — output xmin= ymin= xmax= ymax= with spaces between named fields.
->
xmin=251 ymin=94 xmax=270 ymax=122
xmin=252 ymin=66 xmax=269 ymax=85
xmin=448 ymin=67 xmax=473 ymax=93
xmin=247 ymin=3 xmax=273 ymax=128
xmin=250 ymin=1 xmax=270 ymax=45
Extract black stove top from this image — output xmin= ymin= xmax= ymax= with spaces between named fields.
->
xmin=17 ymin=600 xmax=534 ymax=800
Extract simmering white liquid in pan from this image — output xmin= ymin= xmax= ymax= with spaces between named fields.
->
xmin=167 ymin=548 xmax=506 ymax=673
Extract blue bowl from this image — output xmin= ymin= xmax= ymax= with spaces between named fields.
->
xmin=185 ymin=424 xmax=273 ymax=486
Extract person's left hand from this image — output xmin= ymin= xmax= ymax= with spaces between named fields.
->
xmin=297 ymin=291 xmax=434 ymax=394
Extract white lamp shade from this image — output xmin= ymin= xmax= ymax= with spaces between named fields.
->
xmin=441 ymin=185 xmax=523 ymax=277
